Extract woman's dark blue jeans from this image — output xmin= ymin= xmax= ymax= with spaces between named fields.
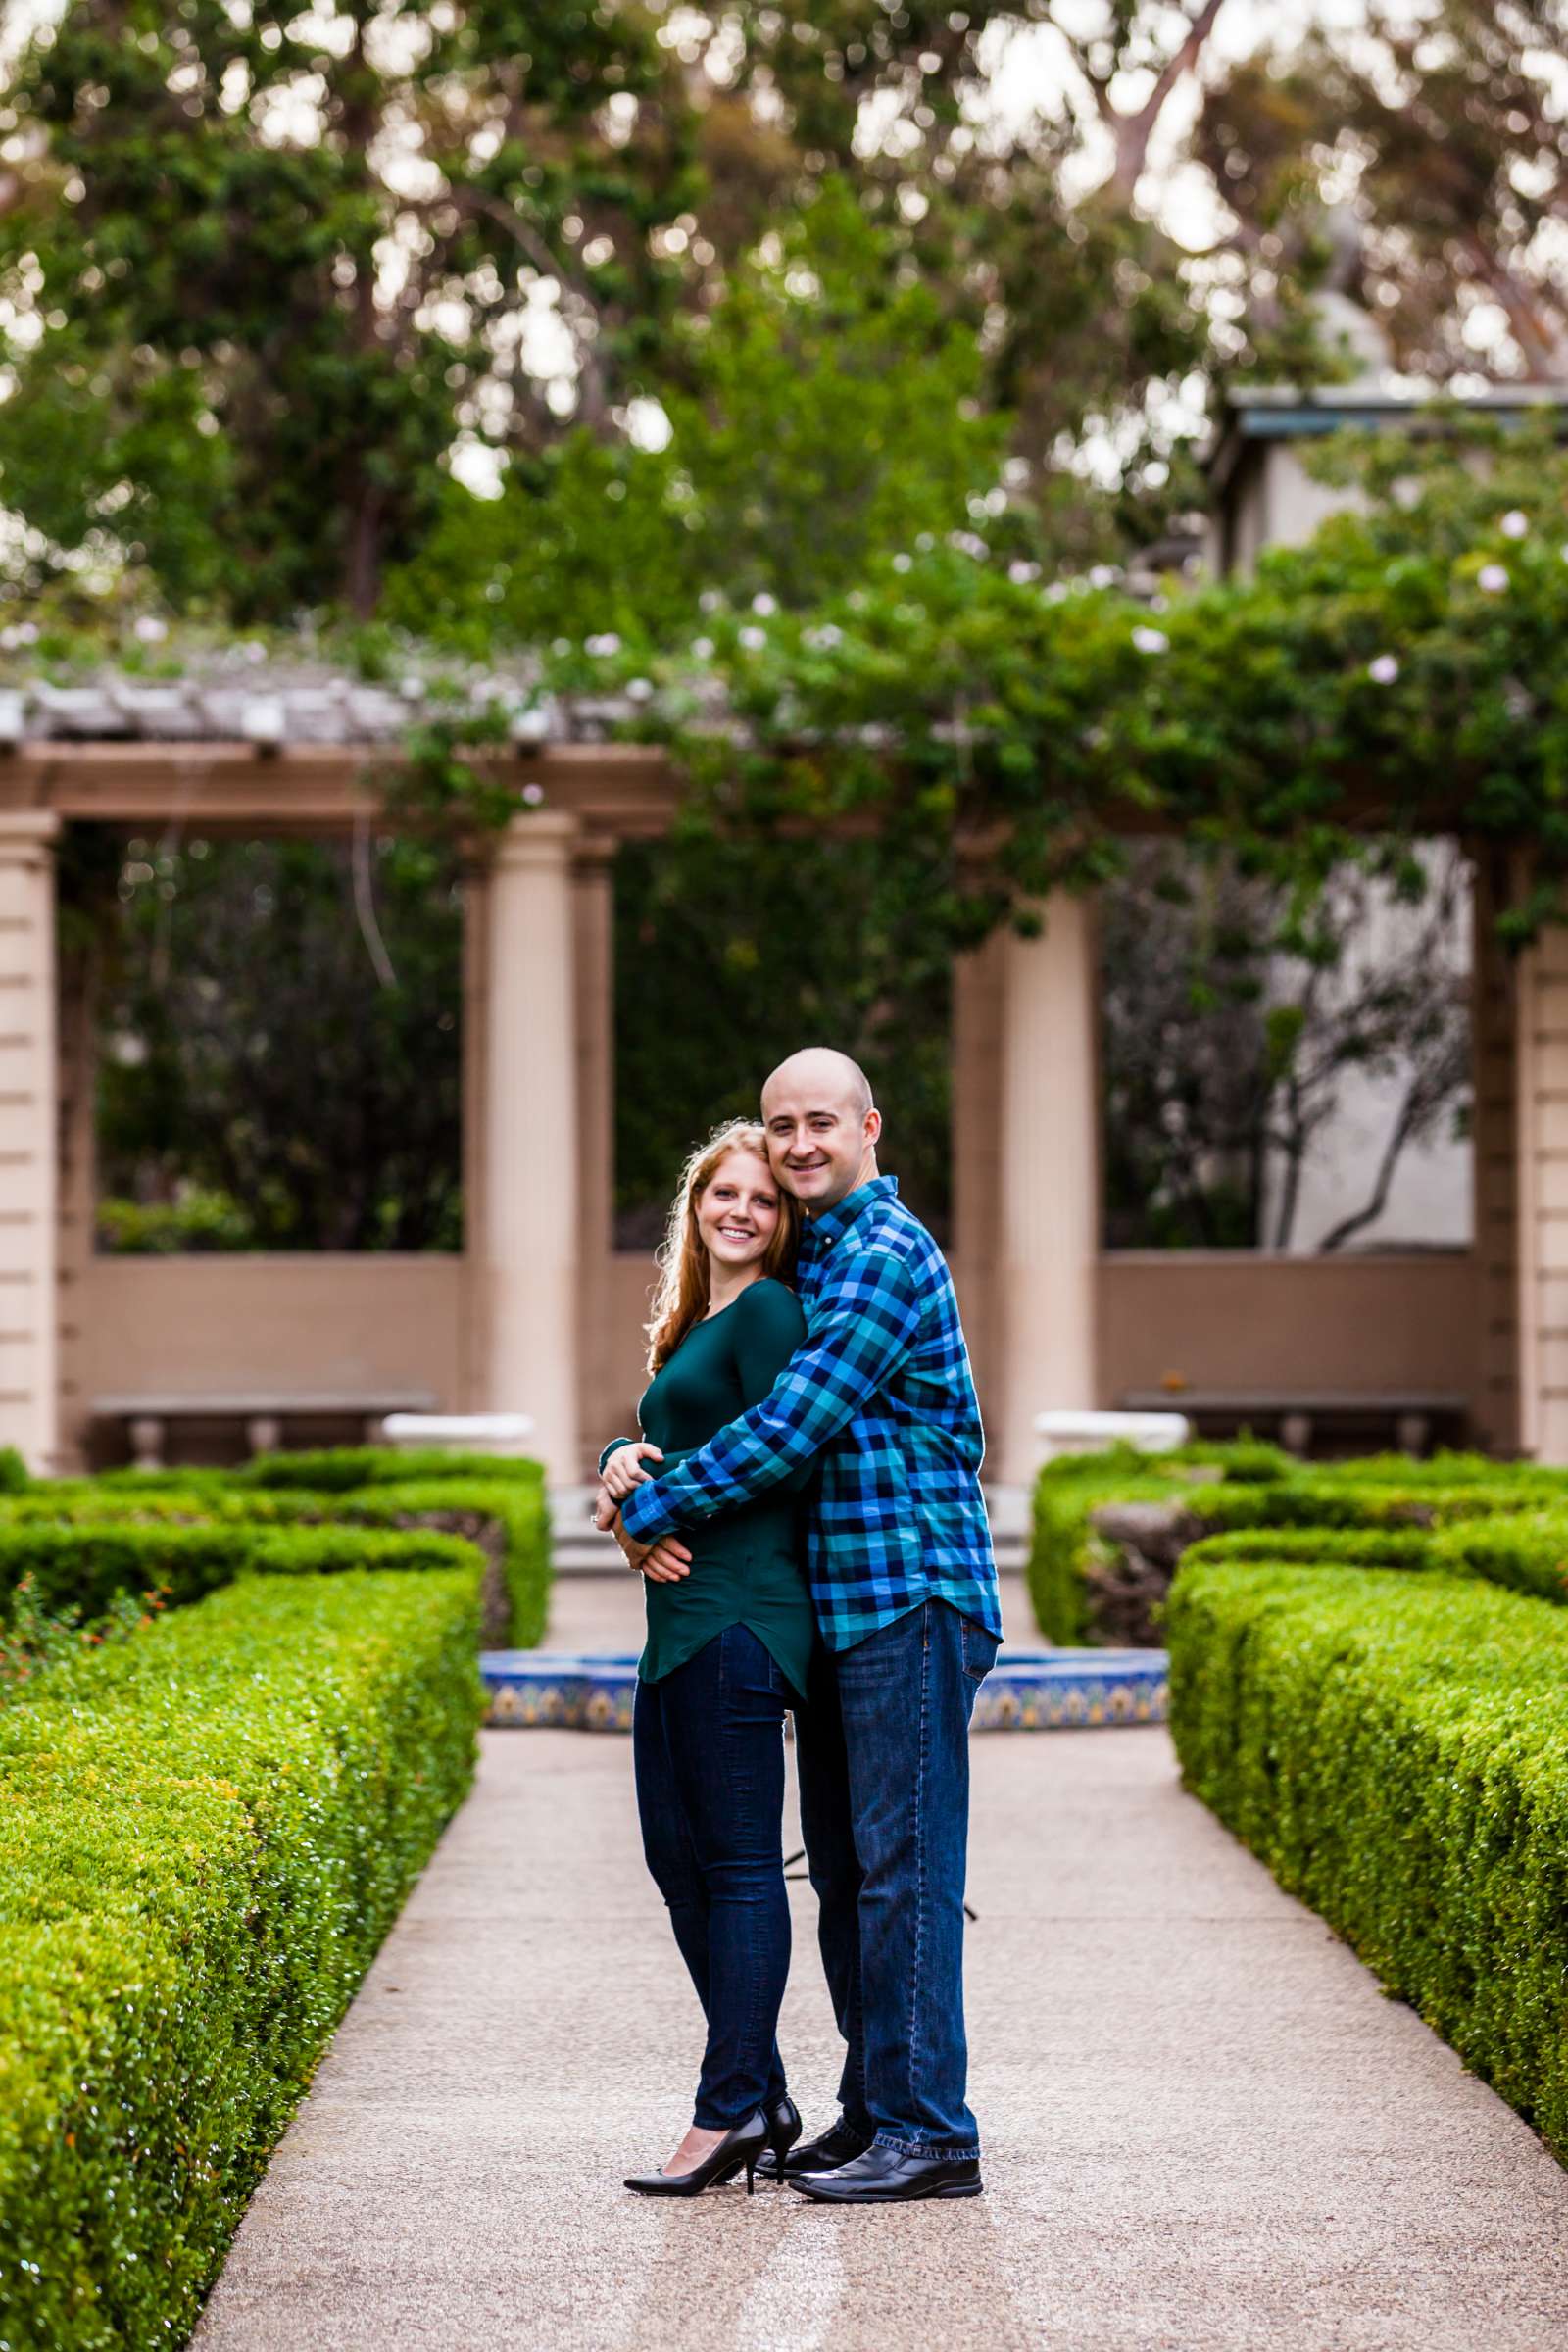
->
xmin=632 ymin=1622 xmax=797 ymax=2131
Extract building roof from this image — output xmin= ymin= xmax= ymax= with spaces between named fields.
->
xmin=1205 ymin=378 xmax=1568 ymax=492
xmin=0 ymin=652 xmax=646 ymax=747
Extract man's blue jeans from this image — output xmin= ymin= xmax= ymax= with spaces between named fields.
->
xmin=632 ymin=1623 xmax=797 ymax=2130
xmin=796 ymin=1598 xmax=999 ymax=2159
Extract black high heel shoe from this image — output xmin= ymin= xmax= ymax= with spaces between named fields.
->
xmin=763 ymin=2093 xmax=801 ymax=2174
xmin=624 ymin=2110 xmax=769 ymax=2198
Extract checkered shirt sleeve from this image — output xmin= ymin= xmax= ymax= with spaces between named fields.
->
xmin=617 ymin=1244 xmax=922 ymax=1543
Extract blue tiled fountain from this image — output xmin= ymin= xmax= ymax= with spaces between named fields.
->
xmin=479 ymin=1647 xmax=1168 ymax=1733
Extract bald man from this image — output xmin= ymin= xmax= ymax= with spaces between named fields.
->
xmin=607 ymin=1048 xmax=1003 ymax=2204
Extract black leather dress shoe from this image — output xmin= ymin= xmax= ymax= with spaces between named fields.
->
xmin=788 ymin=2143 xmax=983 ymax=2204
xmin=756 ymin=2115 xmax=874 ymax=2180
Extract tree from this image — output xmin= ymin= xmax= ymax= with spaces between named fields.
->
xmin=0 ymin=0 xmax=697 ymax=617
xmin=1101 ymin=842 xmax=1472 ymax=1252
xmin=383 ymin=181 xmax=1016 ymax=649
xmin=1194 ymin=2 xmax=1568 ymax=384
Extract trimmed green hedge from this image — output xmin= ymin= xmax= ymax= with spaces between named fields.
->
xmin=0 ymin=1520 xmax=480 ymax=1625
xmin=236 ymin=1445 xmax=546 ymax=1492
xmin=1181 ymin=1525 xmax=1433 ymax=1573
xmin=1167 ymin=1555 xmax=1568 ymax=2161
xmin=1427 ymin=1511 xmax=1568 ymax=1606
xmin=1184 ymin=1511 xmax=1568 ymax=1609
xmin=0 ymin=1460 xmax=552 ymax=1647
xmin=1029 ymin=1442 xmax=1568 ymax=1645
xmin=0 ymin=1567 xmax=482 ymax=2351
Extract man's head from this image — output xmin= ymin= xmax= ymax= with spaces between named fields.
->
xmin=760 ymin=1048 xmax=881 ymax=1212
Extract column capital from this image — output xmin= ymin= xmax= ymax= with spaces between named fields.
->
xmin=0 ymin=809 xmax=61 ymax=864
xmin=491 ymin=808 xmax=579 ymax=870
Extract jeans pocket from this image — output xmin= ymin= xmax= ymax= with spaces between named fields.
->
xmin=960 ymin=1615 xmax=1000 ymax=1684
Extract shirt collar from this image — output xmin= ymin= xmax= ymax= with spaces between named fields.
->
xmin=802 ymin=1173 xmax=898 ymax=1255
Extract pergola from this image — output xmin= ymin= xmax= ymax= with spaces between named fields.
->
xmin=0 ymin=698 xmax=1542 ymax=1485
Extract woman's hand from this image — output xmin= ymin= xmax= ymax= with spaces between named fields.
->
xmin=601 ymin=1440 xmax=663 ymax=1500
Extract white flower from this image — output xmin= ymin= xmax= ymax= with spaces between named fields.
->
xmin=520 ymin=782 xmax=546 ymax=807
xmin=1501 ymin=510 xmax=1529 ymax=540
xmin=551 ymin=637 xmax=572 ymax=658
xmin=244 ymin=638 xmax=268 ymax=663
xmin=585 ymin=631 xmax=622 ymax=657
xmin=1132 ymin=626 xmax=1169 ymax=655
xmin=946 ymin=530 xmax=988 ymax=560
xmin=133 ymin=615 xmax=168 ymax=643
xmin=1008 ymin=561 xmax=1041 ymax=585
xmin=1044 ymin=581 xmax=1069 ymax=604
xmin=691 ymin=636 xmax=714 ymax=661
xmin=1089 ymin=564 xmax=1120 ymax=589
xmin=751 ymin=592 xmax=777 ymax=616
xmin=892 ymin=553 xmax=912 ymax=573
xmin=806 ymin=623 xmax=843 ymax=651
xmin=699 ymin=590 xmax=724 ymax=613
xmin=1368 ymin=654 xmax=1400 ymax=684
xmin=17 ymin=621 xmax=39 ymax=644
xmin=738 ymin=625 xmax=767 ymax=651
xmin=915 ymin=532 xmax=935 ymax=552
xmin=1478 ymin=564 xmax=1509 ymax=594
xmin=624 ymin=677 xmax=654 ymax=704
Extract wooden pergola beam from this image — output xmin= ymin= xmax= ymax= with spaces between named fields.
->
xmin=0 ymin=740 xmax=681 ymax=837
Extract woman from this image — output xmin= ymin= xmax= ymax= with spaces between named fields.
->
xmin=599 ymin=1119 xmax=817 ymax=2199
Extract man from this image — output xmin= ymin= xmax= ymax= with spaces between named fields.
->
xmin=598 ymin=1047 xmax=1003 ymax=2205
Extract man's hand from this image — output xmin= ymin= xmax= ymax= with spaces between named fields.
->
xmin=592 ymin=1487 xmax=693 ymax=1583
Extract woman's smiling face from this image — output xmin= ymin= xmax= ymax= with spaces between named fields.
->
xmin=695 ymin=1150 xmax=782 ymax=1273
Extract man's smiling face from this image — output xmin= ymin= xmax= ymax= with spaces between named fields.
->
xmin=761 ymin=1049 xmax=881 ymax=1213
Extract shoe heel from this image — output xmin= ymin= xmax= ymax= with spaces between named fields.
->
xmin=746 ymin=2156 xmax=757 ymax=2196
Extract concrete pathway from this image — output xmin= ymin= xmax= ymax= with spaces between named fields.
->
xmin=193 ymin=1573 xmax=1568 ymax=2352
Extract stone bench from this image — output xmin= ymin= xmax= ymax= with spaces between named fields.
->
xmin=1119 ymin=1389 xmax=1469 ymax=1457
xmin=91 ymin=1389 xmax=438 ymax=1470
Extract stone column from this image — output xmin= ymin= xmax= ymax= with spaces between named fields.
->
xmin=1470 ymin=853 xmax=1519 ymax=1455
xmin=992 ymin=892 xmax=1100 ymax=1485
xmin=0 ymin=812 xmax=61 ymax=1474
xmin=571 ymin=837 xmax=615 ymax=1450
xmin=1515 ymin=905 xmax=1568 ymax=1461
xmin=467 ymin=811 xmax=580 ymax=1482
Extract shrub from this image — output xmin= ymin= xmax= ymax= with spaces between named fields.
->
xmin=0 ymin=1521 xmax=480 ymax=1627
xmin=3 ymin=1467 xmax=552 ymax=1647
xmin=235 ymin=1446 xmax=545 ymax=1493
xmin=1029 ymin=1442 xmax=1568 ymax=1645
xmin=1427 ymin=1511 xmax=1568 ymax=1605
xmin=1166 ymin=1556 xmax=1568 ymax=2162
xmin=0 ymin=1567 xmax=482 ymax=2351
xmin=1029 ymin=1446 xmax=1237 ymax=1644
xmin=1181 ymin=1525 xmax=1432 ymax=1573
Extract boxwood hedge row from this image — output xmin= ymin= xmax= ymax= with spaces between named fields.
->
xmin=0 ymin=1446 xmax=552 ymax=1647
xmin=1166 ymin=1555 xmax=1568 ymax=2162
xmin=0 ymin=1566 xmax=483 ymax=2352
xmin=1028 ymin=1442 xmax=1568 ymax=1645
xmin=0 ymin=1520 xmax=479 ymax=1624
xmin=1182 ymin=1511 xmax=1568 ymax=1608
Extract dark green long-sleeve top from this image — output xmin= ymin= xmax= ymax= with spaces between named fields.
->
xmin=602 ymin=1277 xmax=817 ymax=1693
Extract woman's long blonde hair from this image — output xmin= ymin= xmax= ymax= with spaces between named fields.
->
xmin=645 ymin=1120 xmax=800 ymax=1374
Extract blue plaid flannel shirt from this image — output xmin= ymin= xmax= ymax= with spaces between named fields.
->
xmin=618 ymin=1175 xmax=1001 ymax=1652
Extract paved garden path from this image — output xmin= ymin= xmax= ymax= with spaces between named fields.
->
xmin=193 ymin=1573 xmax=1568 ymax=2352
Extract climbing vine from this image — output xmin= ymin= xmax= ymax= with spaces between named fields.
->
xmin=10 ymin=412 xmax=1568 ymax=959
